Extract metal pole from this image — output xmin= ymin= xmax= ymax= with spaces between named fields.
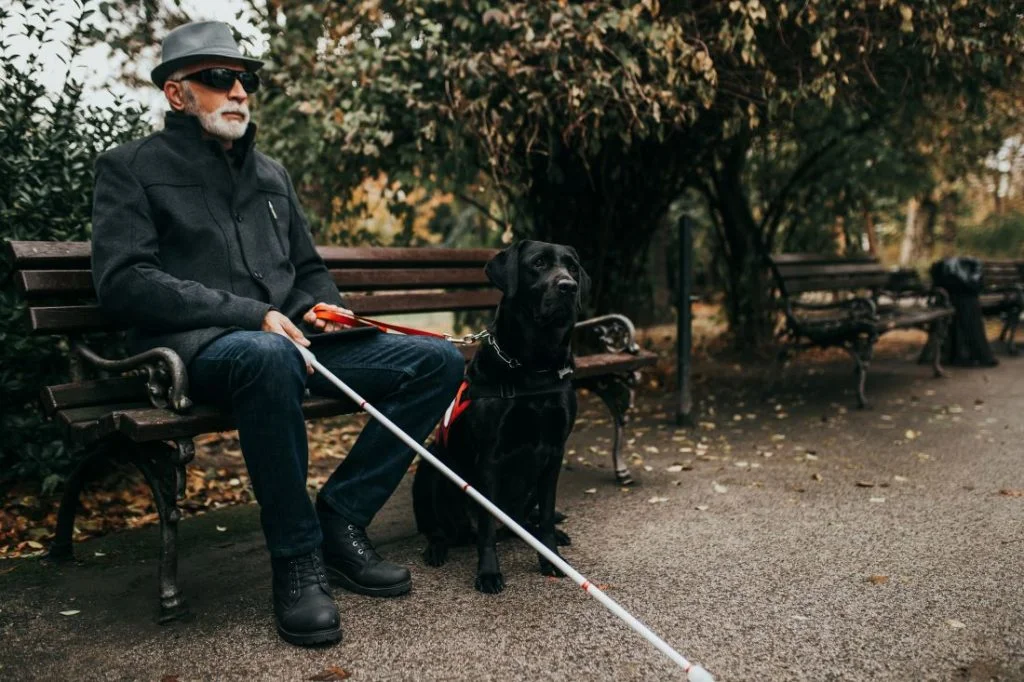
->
xmin=291 ymin=342 xmax=715 ymax=682
xmin=677 ymin=215 xmax=694 ymax=427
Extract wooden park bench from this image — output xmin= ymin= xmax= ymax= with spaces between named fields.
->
xmin=978 ymin=260 xmax=1024 ymax=355
xmin=768 ymin=253 xmax=954 ymax=408
xmin=7 ymin=239 xmax=656 ymax=623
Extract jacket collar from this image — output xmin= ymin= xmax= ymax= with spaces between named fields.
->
xmin=163 ymin=110 xmax=258 ymax=158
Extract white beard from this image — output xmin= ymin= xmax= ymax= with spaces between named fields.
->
xmin=197 ymin=102 xmax=250 ymax=141
xmin=181 ymin=85 xmax=250 ymax=141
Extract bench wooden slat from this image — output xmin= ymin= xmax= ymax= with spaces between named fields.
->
xmin=331 ymin=267 xmax=490 ymax=291
xmin=42 ymin=376 xmax=149 ymax=415
xmin=784 ymin=274 xmax=890 ymax=294
xmin=319 ymin=246 xmax=497 ymax=268
xmin=771 ymin=253 xmax=877 ymax=266
xmin=21 ymin=268 xmax=497 ymax=301
xmin=345 ymin=290 xmax=501 ymax=315
xmin=76 ymin=351 xmax=657 ymax=442
xmin=6 ymin=240 xmax=91 ymax=268
xmin=29 ymin=305 xmax=117 ymax=333
xmin=774 ymin=262 xmax=888 ymax=278
xmin=25 ymin=290 xmax=503 ymax=333
xmin=17 ymin=269 xmax=94 ymax=297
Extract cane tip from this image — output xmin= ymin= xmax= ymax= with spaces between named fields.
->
xmin=687 ymin=664 xmax=715 ymax=682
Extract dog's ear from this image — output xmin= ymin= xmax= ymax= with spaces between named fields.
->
xmin=568 ymin=246 xmax=591 ymax=312
xmin=485 ymin=241 xmax=527 ymax=298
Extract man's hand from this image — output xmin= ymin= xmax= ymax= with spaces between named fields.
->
xmin=303 ymin=303 xmax=355 ymax=333
xmin=262 ymin=310 xmax=313 ymax=374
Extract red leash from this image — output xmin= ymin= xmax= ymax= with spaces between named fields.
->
xmin=313 ymin=303 xmax=448 ymax=339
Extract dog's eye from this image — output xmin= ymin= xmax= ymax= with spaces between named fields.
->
xmin=532 ymin=256 xmax=547 ymax=268
xmin=567 ymin=263 xmax=579 ymax=274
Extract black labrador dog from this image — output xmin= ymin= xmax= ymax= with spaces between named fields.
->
xmin=412 ymin=240 xmax=590 ymax=593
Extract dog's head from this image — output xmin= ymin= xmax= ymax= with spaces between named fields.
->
xmin=484 ymin=240 xmax=591 ymax=324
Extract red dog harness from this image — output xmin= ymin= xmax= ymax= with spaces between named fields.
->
xmin=438 ymin=380 xmax=472 ymax=448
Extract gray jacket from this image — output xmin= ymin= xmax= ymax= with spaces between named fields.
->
xmin=91 ymin=111 xmax=345 ymax=367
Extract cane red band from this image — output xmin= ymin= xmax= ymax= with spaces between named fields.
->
xmin=581 ymin=580 xmax=591 ymax=592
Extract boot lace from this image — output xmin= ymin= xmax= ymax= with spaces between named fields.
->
xmin=292 ymin=552 xmax=327 ymax=591
xmin=343 ymin=524 xmax=380 ymax=560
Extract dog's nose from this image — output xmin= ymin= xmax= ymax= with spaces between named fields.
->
xmin=557 ymin=279 xmax=578 ymax=295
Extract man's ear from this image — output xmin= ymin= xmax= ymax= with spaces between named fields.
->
xmin=485 ymin=241 xmax=527 ymax=298
xmin=568 ymin=246 xmax=591 ymax=312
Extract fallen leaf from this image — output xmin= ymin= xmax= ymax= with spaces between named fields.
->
xmin=856 ymin=481 xmax=876 ymax=488
xmin=648 ymin=497 xmax=668 ymax=504
xmin=94 ymin=551 xmax=106 ymax=557
xmin=812 ymin=473 xmax=823 ymax=482
xmin=999 ymin=489 xmax=1023 ymax=497
xmin=712 ymin=482 xmax=728 ymax=494
xmin=59 ymin=610 xmax=81 ymax=616
xmin=26 ymin=540 xmax=43 ymax=550
xmin=583 ymin=488 xmax=597 ymax=495
xmin=643 ymin=465 xmax=654 ymax=472
xmin=791 ymin=615 xmax=809 ymax=621
xmin=694 ymin=505 xmax=709 ymax=511
xmin=945 ymin=619 xmax=966 ymax=630
xmin=869 ymin=497 xmax=886 ymax=503
xmin=666 ymin=465 xmax=684 ymax=473
xmin=310 ymin=667 xmax=351 ymax=681
xmin=866 ymin=575 xmax=889 ymax=585
xmin=904 ymin=430 xmax=917 ymax=440
xmin=216 ymin=526 xmax=227 ymax=532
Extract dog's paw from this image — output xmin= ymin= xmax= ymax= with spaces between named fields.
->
xmin=539 ymin=557 xmax=566 ymax=578
xmin=423 ymin=542 xmax=448 ymax=567
xmin=474 ymin=571 xmax=505 ymax=594
xmin=554 ymin=528 xmax=572 ymax=546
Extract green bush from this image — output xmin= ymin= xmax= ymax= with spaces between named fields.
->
xmin=956 ymin=211 xmax=1024 ymax=260
xmin=0 ymin=3 xmax=149 ymax=489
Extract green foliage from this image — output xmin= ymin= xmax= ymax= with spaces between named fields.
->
xmin=956 ymin=212 xmax=1024 ymax=260
xmin=0 ymin=1 xmax=149 ymax=487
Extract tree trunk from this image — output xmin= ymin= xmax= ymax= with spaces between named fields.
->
xmin=705 ymin=138 xmax=774 ymax=349
xmin=863 ymin=205 xmax=878 ymax=256
xmin=899 ymin=196 xmax=920 ymax=266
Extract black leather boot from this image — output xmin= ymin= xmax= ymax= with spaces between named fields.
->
xmin=271 ymin=549 xmax=342 ymax=646
xmin=317 ymin=499 xmax=412 ymax=597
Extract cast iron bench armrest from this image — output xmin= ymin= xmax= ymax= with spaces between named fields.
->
xmin=574 ymin=314 xmax=641 ymax=354
xmin=75 ymin=343 xmax=193 ymax=413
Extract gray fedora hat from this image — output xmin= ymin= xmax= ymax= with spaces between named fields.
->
xmin=151 ymin=21 xmax=263 ymax=88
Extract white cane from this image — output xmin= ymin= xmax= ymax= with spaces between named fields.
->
xmin=293 ymin=342 xmax=714 ymax=681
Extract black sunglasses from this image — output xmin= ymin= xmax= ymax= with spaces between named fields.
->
xmin=180 ymin=68 xmax=260 ymax=93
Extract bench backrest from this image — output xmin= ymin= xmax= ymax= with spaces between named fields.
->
xmin=981 ymin=260 xmax=1024 ymax=290
xmin=7 ymin=240 xmax=500 ymax=336
xmin=769 ymin=253 xmax=890 ymax=299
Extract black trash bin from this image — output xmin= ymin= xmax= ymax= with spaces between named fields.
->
xmin=929 ymin=257 xmax=998 ymax=367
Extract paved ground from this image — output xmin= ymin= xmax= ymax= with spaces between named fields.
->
xmin=1 ymin=338 xmax=1022 ymax=681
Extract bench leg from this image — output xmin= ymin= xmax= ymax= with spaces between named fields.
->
xmin=132 ymin=438 xmax=195 ymax=624
xmin=585 ymin=374 xmax=636 ymax=486
xmin=767 ymin=346 xmax=792 ymax=396
xmin=1005 ymin=310 xmax=1020 ymax=356
xmin=845 ymin=336 xmax=874 ymax=409
xmin=48 ymin=443 xmax=114 ymax=562
xmin=928 ymin=317 xmax=949 ymax=377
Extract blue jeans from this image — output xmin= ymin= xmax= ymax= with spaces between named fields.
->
xmin=189 ymin=330 xmax=465 ymax=558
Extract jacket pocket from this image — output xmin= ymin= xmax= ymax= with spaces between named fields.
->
xmin=264 ymin=193 xmax=290 ymax=258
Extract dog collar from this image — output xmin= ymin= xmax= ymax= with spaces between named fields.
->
xmin=485 ymin=333 xmax=573 ymax=379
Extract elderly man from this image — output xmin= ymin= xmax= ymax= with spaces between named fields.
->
xmin=91 ymin=21 xmax=465 ymax=646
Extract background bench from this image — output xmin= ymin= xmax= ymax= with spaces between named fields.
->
xmin=978 ymin=260 xmax=1024 ymax=355
xmin=7 ymin=239 xmax=656 ymax=623
xmin=768 ymin=253 xmax=954 ymax=408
